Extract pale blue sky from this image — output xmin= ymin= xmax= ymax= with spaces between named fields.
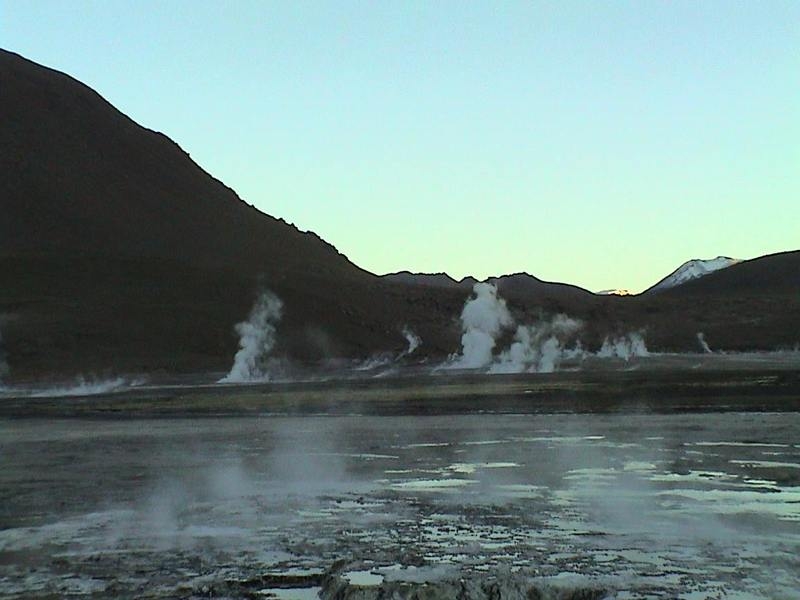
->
xmin=3 ymin=1 xmax=798 ymax=291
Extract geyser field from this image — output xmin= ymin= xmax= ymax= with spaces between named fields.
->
xmin=3 ymin=43 xmax=800 ymax=600
xmin=2 ymin=283 xmax=800 ymax=599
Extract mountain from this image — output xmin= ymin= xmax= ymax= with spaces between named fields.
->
xmin=629 ymin=251 xmax=800 ymax=352
xmin=381 ymin=271 xmax=477 ymax=289
xmin=0 ymin=49 xmax=355 ymax=273
xmin=381 ymin=272 xmax=595 ymax=307
xmin=661 ymin=251 xmax=800 ymax=296
xmin=646 ymin=256 xmax=739 ymax=293
xmin=1 ymin=49 xmax=798 ymax=379
xmin=0 ymin=48 xmax=473 ymax=377
xmin=485 ymin=274 xmax=595 ymax=309
xmin=381 ymin=272 xmax=599 ymax=327
xmin=596 ymin=289 xmax=632 ymax=296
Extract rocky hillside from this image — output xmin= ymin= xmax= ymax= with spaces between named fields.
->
xmin=646 ymin=257 xmax=740 ymax=293
xmin=0 ymin=49 xmax=470 ymax=378
xmin=1 ymin=49 xmax=798 ymax=379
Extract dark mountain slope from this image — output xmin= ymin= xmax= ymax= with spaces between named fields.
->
xmin=1 ymin=49 xmax=797 ymax=378
xmin=661 ymin=251 xmax=800 ymax=296
xmin=609 ymin=251 xmax=800 ymax=353
xmin=381 ymin=271 xmax=477 ymax=289
xmin=486 ymin=273 xmax=594 ymax=308
xmin=0 ymin=51 xmax=620 ymax=377
xmin=0 ymin=49 xmax=360 ymax=277
xmin=637 ymin=251 xmax=800 ymax=351
xmin=0 ymin=49 xmax=472 ymax=377
xmin=381 ymin=272 xmax=595 ymax=308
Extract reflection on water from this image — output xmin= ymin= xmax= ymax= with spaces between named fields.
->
xmin=1 ymin=412 xmax=799 ymax=598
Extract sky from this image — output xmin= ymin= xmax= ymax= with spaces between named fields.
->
xmin=3 ymin=1 xmax=798 ymax=292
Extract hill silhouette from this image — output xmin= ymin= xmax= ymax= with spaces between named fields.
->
xmin=0 ymin=49 xmax=469 ymax=377
xmin=661 ymin=251 xmax=800 ymax=296
xmin=1 ymin=49 xmax=798 ymax=379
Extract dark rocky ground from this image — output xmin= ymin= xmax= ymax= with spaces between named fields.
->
xmin=2 ymin=356 xmax=800 ymax=418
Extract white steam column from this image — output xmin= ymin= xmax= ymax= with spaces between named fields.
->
xmin=450 ymin=283 xmax=514 ymax=369
xmin=0 ymin=328 xmax=8 ymax=387
xmin=220 ymin=290 xmax=283 ymax=383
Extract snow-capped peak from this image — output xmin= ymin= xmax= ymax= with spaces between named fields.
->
xmin=650 ymin=256 xmax=740 ymax=292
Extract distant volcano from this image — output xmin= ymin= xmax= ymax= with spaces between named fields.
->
xmin=646 ymin=257 xmax=740 ymax=293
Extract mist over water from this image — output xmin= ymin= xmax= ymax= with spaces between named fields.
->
xmin=2 ymin=413 xmax=798 ymax=598
xmin=220 ymin=290 xmax=283 ymax=383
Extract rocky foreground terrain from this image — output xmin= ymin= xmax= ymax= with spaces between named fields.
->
xmin=2 ymin=376 xmax=799 ymax=599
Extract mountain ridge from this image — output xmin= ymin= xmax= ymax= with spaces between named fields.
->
xmin=659 ymin=250 xmax=800 ymax=296
xmin=645 ymin=256 xmax=740 ymax=294
xmin=1 ymin=48 xmax=799 ymax=378
xmin=1 ymin=48 xmax=467 ymax=376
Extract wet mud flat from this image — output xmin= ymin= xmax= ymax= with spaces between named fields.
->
xmin=2 ymin=365 xmax=800 ymax=418
xmin=1 ymin=371 xmax=800 ymax=598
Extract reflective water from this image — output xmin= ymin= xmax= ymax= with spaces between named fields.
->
xmin=1 ymin=411 xmax=799 ymax=598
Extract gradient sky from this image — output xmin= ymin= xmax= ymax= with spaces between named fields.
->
xmin=3 ymin=1 xmax=798 ymax=292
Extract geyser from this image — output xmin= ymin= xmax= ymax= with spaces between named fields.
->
xmin=400 ymin=325 xmax=421 ymax=357
xmin=356 ymin=326 xmax=423 ymax=371
xmin=220 ymin=290 xmax=283 ymax=383
xmin=597 ymin=332 xmax=649 ymax=360
xmin=447 ymin=284 xmax=658 ymax=372
xmin=490 ymin=315 xmax=583 ymax=374
xmin=448 ymin=283 xmax=584 ymax=373
xmin=30 ymin=376 xmax=134 ymax=398
xmin=697 ymin=332 xmax=712 ymax=354
xmin=450 ymin=283 xmax=514 ymax=369
xmin=0 ymin=328 xmax=8 ymax=386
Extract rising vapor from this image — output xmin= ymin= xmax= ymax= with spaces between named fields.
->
xmin=697 ymin=332 xmax=713 ymax=354
xmin=220 ymin=290 xmax=283 ymax=383
xmin=448 ymin=283 xmax=585 ymax=373
xmin=490 ymin=315 xmax=583 ymax=374
xmin=445 ymin=283 xmax=660 ymax=373
xmin=355 ymin=326 xmax=422 ymax=372
xmin=597 ymin=332 xmax=649 ymax=360
xmin=400 ymin=325 xmax=421 ymax=357
xmin=29 ymin=376 xmax=136 ymax=398
xmin=450 ymin=283 xmax=514 ymax=369
xmin=0 ymin=328 xmax=8 ymax=385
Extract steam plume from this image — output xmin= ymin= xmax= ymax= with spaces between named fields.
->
xmin=355 ymin=355 xmax=391 ymax=371
xmin=697 ymin=332 xmax=712 ymax=354
xmin=450 ymin=283 xmax=513 ymax=368
xmin=448 ymin=283 xmax=584 ymax=373
xmin=220 ymin=290 xmax=283 ymax=383
xmin=597 ymin=332 xmax=649 ymax=360
xmin=355 ymin=325 xmax=422 ymax=372
xmin=400 ymin=325 xmax=421 ymax=357
xmin=0 ymin=328 xmax=8 ymax=385
xmin=30 ymin=376 xmax=136 ymax=398
xmin=490 ymin=315 xmax=582 ymax=374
